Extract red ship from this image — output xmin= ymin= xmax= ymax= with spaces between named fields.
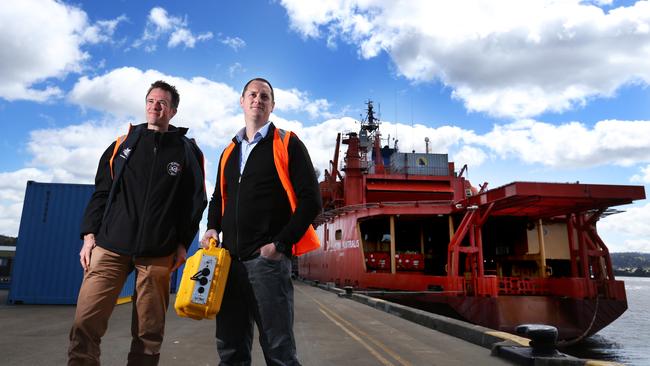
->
xmin=298 ymin=101 xmax=646 ymax=340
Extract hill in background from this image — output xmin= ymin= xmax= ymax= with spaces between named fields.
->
xmin=611 ymin=252 xmax=650 ymax=277
xmin=0 ymin=235 xmax=16 ymax=246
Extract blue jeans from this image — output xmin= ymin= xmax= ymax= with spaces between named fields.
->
xmin=216 ymin=254 xmax=300 ymax=366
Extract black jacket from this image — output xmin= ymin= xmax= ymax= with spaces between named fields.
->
xmin=81 ymin=123 xmax=207 ymax=257
xmin=207 ymin=124 xmax=321 ymax=260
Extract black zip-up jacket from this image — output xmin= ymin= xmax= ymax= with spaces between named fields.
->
xmin=206 ymin=124 xmax=321 ymax=260
xmin=81 ymin=123 xmax=207 ymax=257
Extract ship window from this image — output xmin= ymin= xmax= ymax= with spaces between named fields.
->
xmin=359 ymin=217 xmax=391 ymax=253
xmin=335 ymin=229 xmax=342 ymax=240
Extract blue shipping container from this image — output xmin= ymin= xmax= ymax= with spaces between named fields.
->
xmin=8 ymin=181 xmax=135 ymax=304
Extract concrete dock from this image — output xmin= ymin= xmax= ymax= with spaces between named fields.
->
xmin=0 ymin=281 xmax=515 ymax=365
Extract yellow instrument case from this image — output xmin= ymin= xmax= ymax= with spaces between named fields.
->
xmin=174 ymin=240 xmax=231 ymax=320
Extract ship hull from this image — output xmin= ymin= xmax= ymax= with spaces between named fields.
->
xmin=375 ymin=292 xmax=627 ymax=340
xmin=301 ymin=250 xmax=628 ymax=340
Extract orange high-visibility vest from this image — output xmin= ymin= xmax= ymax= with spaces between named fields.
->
xmin=219 ymin=128 xmax=320 ymax=256
xmin=109 ymin=125 xmax=133 ymax=179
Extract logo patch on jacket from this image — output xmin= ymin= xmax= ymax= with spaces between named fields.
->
xmin=119 ymin=147 xmax=131 ymax=160
xmin=167 ymin=162 xmax=181 ymax=176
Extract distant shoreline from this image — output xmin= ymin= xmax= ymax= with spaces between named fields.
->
xmin=614 ymin=271 xmax=650 ymax=278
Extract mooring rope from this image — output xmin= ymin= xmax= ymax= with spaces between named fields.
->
xmin=557 ymin=295 xmax=600 ymax=347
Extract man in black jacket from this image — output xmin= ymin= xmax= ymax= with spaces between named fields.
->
xmin=201 ymin=78 xmax=321 ymax=365
xmin=68 ymin=80 xmax=207 ymax=366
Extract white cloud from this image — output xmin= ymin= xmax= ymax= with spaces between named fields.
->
xmin=271 ymin=115 xmax=643 ymax=173
xmin=220 ymin=36 xmax=246 ymax=51
xmin=168 ymin=28 xmax=192 ymax=48
xmin=274 ymin=88 xmax=336 ymax=119
xmin=586 ymin=0 xmax=614 ymax=6
xmin=169 ymin=28 xmax=213 ymax=48
xmin=228 ymin=63 xmax=246 ymax=77
xmin=149 ymin=6 xmax=176 ymax=31
xmin=453 ymin=145 xmax=488 ymax=169
xmin=0 ymin=201 xmax=27 ymax=238
xmin=0 ymin=122 xmax=125 ymax=237
xmin=82 ymin=15 xmax=128 ymax=44
xmin=477 ymin=119 xmax=650 ymax=168
xmin=133 ymin=7 xmax=212 ymax=51
xmin=0 ymin=0 xmax=124 ymax=102
xmin=280 ymin=1 xmax=358 ymax=39
xmin=261 ymin=114 xmax=650 ymax=175
xmin=0 ymin=169 xmax=53 ymax=236
xmin=0 ymin=169 xmax=52 ymax=200
xmin=599 ymin=201 xmax=650 ymax=252
xmin=27 ymin=123 xmax=123 ymax=183
xmin=631 ymin=165 xmax=650 ymax=183
xmin=69 ymin=67 xmax=153 ymax=119
xmin=68 ymin=67 xmax=241 ymax=146
xmin=392 ymin=123 xmax=473 ymax=156
xmin=279 ymin=0 xmax=650 ymax=118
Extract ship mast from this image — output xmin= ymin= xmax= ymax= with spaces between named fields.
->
xmin=340 ymin=101 xmax=383 ymax=205
xmin=358 ymin=100 xmax=384 ymax=174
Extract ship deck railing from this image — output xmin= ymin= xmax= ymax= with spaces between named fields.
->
xmin=498 ymin=277 xmax=551 ymax=295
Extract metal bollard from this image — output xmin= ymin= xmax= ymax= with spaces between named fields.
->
xmin=515 ymin=324 xmax=560 ymax=357
xmin=343 ymin=286 xmax=354 ymax=297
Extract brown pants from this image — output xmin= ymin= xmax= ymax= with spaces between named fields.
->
xmin=68 ymin=246 xmax=174 ymax=366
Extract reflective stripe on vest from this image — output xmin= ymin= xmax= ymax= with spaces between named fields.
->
xmin=219 ymin=142 xmax=236 ymax=216
xmin=108 ymin=124 xmax=134 ymax=179
xmin=219 ymin=128 xmax=320 ymax=256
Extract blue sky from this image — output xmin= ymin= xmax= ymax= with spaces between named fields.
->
xmin=1 ymin=0 xmax=649 ymax=252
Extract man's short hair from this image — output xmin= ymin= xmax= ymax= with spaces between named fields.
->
xmin=242 ymin=78 xmax=274 ymax=102
xmin=147 ymin=80 xmax=180 ymax=109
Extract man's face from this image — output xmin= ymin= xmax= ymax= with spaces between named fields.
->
xmin=146 ymin=88 xmax=176 ymax=130
xmin=240 ymin=80 xmax=274 ymax=123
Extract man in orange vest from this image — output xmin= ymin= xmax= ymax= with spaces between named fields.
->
xmin=201 ymin=78 xmax=321 ymax=365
